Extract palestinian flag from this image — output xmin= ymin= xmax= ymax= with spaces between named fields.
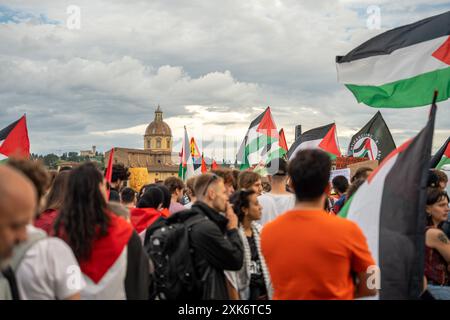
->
xmin=178 ymin=127 xmax=194 ymax=180
xmin=287 ymin=123 xmax=341 ymax=160
xmin=201 ymin=153 xmax=208 ymax=174
xmin=431 ymin=137 xmax=450 ymax=169
xmin=336 ymin=11 xmax=450 ymax=108
xmin=339 ymin=98 xmax=437 ymax=299
xmin=348 ymin=111 xmax=395 ymax=162
xmin=279 ymin=129 xmax=289 ymax=154
xmin=236 ymin=107 xmax=286 ymax=170
xmin=211 ymin=159 xmax=219 ymax=170
xmin=0 ymin=115 xmax=30 ymax=161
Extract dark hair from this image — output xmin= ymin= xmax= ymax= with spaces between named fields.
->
xmin=351 ymin=167 xmax=373 ymax=183
xmin=7 ymin=158 xmax=50 ymax=202
xmin=59 ymin=166 xmax=73 ymax=172
xmin=138 ymin=184 xmax=151 ymax=201
xmin=238 ymin=171 xmax=261 ymax=190
xmin=120 ymin=187 xmax=136 ymax=204
xmin=332 ymin=175 xmax=349 ymax=194
xmin=212 ymin=169 xmax=235 ymax=187
xmin=164 ymin=176 xmax=185 ymax=195
xmin=346 ymin=178 xmax=365 ymax=200
xmin=426 ymin=188 xmax=449 ymax=226
xmin=230 ymin=189 xmax=256 ymax=223
xmin=137 ymin=187 xmax=164 ymax=209
xmin=427 ymin=188 xmax=449 ymax=206
xmin=288 ymin=149 xmax=331 ymax=201
xmin=157 ymin=185 xmax=171 ymax=209
xmin=111 ymin=164 xmax=130 ymax=183
xmin=44 ymin=171 xmax=70 ymax=211
xmin=186 ymin=176 xmax=197 ymax=198
xmin=109 ymin=190 xmax=120 ymax=202
xmin=55 ymin=162 xmax=109 ymax=260
xmin=231 ymin=169 xmax=240 ymax=191
xmin=427 ymin=170 xmax=440 ymax=188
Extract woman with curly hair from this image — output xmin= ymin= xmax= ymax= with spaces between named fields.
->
xmin=225 ymin=189 xmax=272 ymax=300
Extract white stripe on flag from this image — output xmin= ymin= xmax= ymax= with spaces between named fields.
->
xmin=289 ymin=139 xmax=322 ymax=160
xmin=337 ymin=36 xmax=448 ymax=86
xmin=346 ymin=153 xmax=399 ymax=266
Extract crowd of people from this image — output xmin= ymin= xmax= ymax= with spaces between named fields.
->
xmin=0 ymin=149 xmax=449 ymax=300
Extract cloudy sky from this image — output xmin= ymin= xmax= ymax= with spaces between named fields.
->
xmin=0 ymin=0 xmax=449 ymax=161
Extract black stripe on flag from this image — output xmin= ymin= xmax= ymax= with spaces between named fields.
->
xmin=336 ymin=10 xmax=450 ymax=63
xmin=287 ymin=123 xmax=333 ymax=159
xmin=378 ymin=99 xmax=436 ymax=299
xmin=0 ymin=118 xmax=20 ymax=142
xmin=430 ymin=136 xmax=450 ymax=168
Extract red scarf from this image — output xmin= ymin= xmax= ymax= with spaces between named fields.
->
xmin=78 ymin=213 xmax=133 ymax=284
xmin=130 ymin=207 xmax=162 ymax=233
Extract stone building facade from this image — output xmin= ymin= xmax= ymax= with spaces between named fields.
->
xmin=105 ymin=106 xmax=179 ymax=183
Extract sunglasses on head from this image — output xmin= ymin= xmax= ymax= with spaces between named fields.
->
xmin=203 ymin=174 xmax=219 ymax=196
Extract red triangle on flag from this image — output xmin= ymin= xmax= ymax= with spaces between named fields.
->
xmin=256 ymin=107 xmax=279 ymax=138
xmin=432 ymin=36 xmax=450 ymax=65
xmin=201 ymin=154 xmax=208 ymax=173
xmin=105 ymin=148 xmax=115 ymax=200
xmin=444 ymin=141 xmax=450 ymax=158
xmin=318 ymin=124 xmax=341 ymax=157
xmin=211 ymin=159 xmax=219 ymax=170
xmin=0 ymin=115 xmax=30 ymax=159
xmin=279 ymin=128 xmax=289 ymax=151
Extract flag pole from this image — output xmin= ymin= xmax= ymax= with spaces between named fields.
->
xmin=333 ymin=121 xmax=342 ymax=157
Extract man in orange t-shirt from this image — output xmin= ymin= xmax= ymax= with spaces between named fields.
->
xmin=261 ymin=149 xmax=377 ymax=300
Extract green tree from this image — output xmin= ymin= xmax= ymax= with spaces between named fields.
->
xmin=67 ymin=152 xmax=79 ymax=162
xmin=43 ymin=153 xmax=59 ymax=169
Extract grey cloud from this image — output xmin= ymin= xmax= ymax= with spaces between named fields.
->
xmin=0 ymin=0 xmax=449 ymax=155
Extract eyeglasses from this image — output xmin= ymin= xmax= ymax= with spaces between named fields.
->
xmin=202 ymin=174 xmax=219 ymax=196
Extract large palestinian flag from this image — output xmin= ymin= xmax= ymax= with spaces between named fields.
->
xmin=348 ymin=111 xmax=395 ymax=162
xmin=430 ymin=136 xmax=450 ymax=169
xmin=287 ymin=123 xmax=341 ymax=160
xmin=236 ymin=107 xmax=286 ymax=170
xmin=0 ymin=115 xmax=30 ymax=161
xmin=339 ymin=100 xmax=437 ymax=299
xmin=336 ymin=11 xmax=450 ymax=108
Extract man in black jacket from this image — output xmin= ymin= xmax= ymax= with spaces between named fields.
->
xmin=189 ymin=173 xmax=244 ymax=299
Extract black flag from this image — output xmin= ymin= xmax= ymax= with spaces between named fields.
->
xmin=348 ymin=111 xmax=396 ymax=162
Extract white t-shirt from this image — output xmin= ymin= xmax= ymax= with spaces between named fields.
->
xmin=15 ymin=225 xmax=85 ymax=300
xmin=258 ymin=193 xmax=296 ymax=225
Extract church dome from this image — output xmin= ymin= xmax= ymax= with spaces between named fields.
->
xmin=145 ymin=106 xmax=172 ymax=137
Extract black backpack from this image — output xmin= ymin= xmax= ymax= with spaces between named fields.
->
xmin=146 ymin=210 xmax=208 ymax=300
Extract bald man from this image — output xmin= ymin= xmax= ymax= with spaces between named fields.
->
xmin=0 ymin=165 xmax=37 ymax=267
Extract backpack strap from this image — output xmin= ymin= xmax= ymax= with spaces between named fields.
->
xmin=10 ymin=228 xmax=47 ymax=272
xmin=185 ymin=213 xmax=209 ymax=229
xmin=0 ymin=267 xmax=18 ymax=300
